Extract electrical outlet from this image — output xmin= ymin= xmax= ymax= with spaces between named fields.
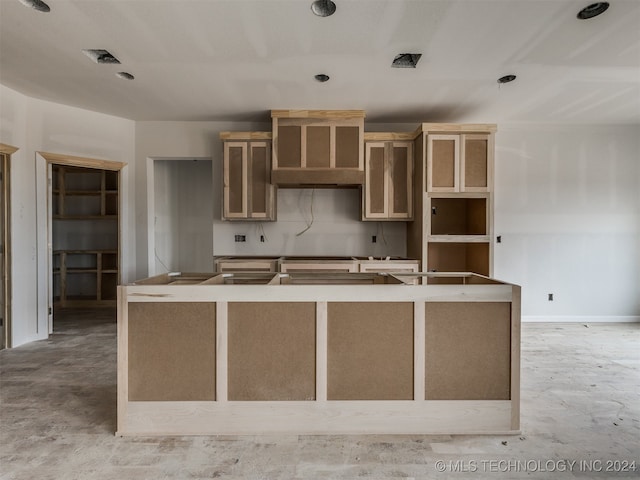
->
xmin=260 ymin=235 xmax=265 ymax=243
xmin=497 ymin=235 xmax=502 ymax=243
xmin=548 ymin=293 xmax=554 ymax=301
xmin=372 ymin=235 xmax=377 ymax=243
xmin=234 ymin=234 xmax=246 ymax=243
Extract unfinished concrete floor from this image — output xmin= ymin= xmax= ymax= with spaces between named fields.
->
xmin=0 ymin=308 xmax=638 ymax=480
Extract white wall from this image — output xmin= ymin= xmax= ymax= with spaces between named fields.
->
xmin=0 ymin=84 xmax=135 ymax=347
xmin=494 ymin=124 xmax=640 ymax=321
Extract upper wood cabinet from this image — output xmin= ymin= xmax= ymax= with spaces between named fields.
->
xmin=363 ymin=139 xmax=414 ymax=220
xmin=271 ymin=110 xmax=365 ymax=185
xmin=426 ymin=130 xmax=495 ymax=193
xmin=221 ymin=133 xmax=275 ymax=221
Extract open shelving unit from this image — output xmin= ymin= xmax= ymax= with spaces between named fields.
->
xmin=52 ymin=165 xmax=119 ymax=307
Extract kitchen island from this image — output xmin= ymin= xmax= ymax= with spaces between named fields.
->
xmin=117 ymin=272 xmax=520 ymax=436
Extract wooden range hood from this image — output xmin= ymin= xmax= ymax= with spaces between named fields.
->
xmin=271 ymin=110 xmax=365 ymax=186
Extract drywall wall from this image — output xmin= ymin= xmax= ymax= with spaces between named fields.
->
xmin=0 ymin=84 xmax=135 ymax=347
xmin=494 ymin=124 xmax=640 ymax=321
xmin=152 ymin=159 xmax=213 ymax=273
xmin=135 ymin=121 xmax=406 ymax=276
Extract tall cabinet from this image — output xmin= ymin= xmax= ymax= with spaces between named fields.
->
xmin=407 ymin=124 xmax=496 ymax=282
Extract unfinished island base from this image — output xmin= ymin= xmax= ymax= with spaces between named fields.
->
xmin=117 ymin=272 xmax=520 ymax=436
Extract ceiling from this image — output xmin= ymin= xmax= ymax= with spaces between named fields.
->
xmin=1 ymin=0 xmax=639 ymax=124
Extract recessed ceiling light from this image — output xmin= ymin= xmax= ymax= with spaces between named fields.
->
xmin=391 ymin=53 xmax=422 ymax=68
xmin=497 ymin=74 xmax=517 ymax=84
xmin=82 ymin=49 xmax=121 ymax=64
xmin=315 ymin=74 xmax=330 ymax=82
xmin=311 ymin=0 xmax=336 ymax=17
xmin=18 ymin=0 xmax=50 ymax=12
xmin=116 ymin=72 xmax=135 ymax=80
xmin=577 ymin=2 xmax=609 ymax=19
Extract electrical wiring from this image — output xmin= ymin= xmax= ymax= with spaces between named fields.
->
xmin=296 ymin=188 xmax=315 ymax=236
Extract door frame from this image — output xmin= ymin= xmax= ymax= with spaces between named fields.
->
xmin=0 ymin=144 xmax=18 ymax=348
xmin=38 ymin=152 xmax=126 ymax=334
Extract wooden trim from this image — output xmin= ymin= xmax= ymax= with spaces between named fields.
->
xmin=510 ymin=285 xmax=521 ymax=431
xmin=116 ymin=286 xmax=129 ymax=435
xmin=363 ymin=132 xmax=417 ymax=141
xmin=271 ymin=110 xmax=366 ymax=119
xmin=38 ymin=151 xmax=126 ymax=171
xmin=1 ymin=152 xmax=13 ymax=347
xmin=271 ymin=169 xmax=364 ymax=186
xmin=0 ymin=144 xmax=19 ymax=155
xmin=219 ymin=132 xmax=271 ymax=140
xmin=118 ymin=400 xmax=514 ymax=436
xmin=316 ymin=302 xmax=328 ymax=402
xmin=418 ymin=123 xmax=497 ymax=134
xmin=413 ymin=301 xmax=426 ymax=401
xmin=216 ymin=302 xmax=228 ymax=402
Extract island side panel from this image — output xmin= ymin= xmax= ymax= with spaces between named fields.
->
xmin=227 ymin=302 xmax=316 ymax=401
xmin=327 ymin=302 xmax=414 ymax=400
xmin=128 ymin=302 xmax=217 ymax=401
xmin=425 ymin=302 xmax=511 ymax=400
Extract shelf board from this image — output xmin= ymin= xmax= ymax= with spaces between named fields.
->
xmin=53 ymin=215 xmax=118 ymax=220
xmin=427 ymin=235 xmax=490 ymax=243
xmin=66 ymin=269 xmax=99 ymax=274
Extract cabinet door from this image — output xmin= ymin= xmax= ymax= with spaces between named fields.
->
xmin=223 ymin=142 xmax=248 ymax=219
xmin=248 ymin=142 xmax=274 ymax=219
xmin=364 ymin=142 xmax=388 ymax=219
xmin=461 ymin=134 xmax=491 ymax=192
xmin=427 ymin=135 xmax=459 ymax=192
xmin=388 ymin=142 xmax=413 ymax=219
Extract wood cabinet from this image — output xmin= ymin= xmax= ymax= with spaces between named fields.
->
xmin=363 ymin=138 xmax=413 ymax=220
xmin=221 ymin=133 xmax=275 ymax=221
xmin=427 ymin=132 xmax=493 ymax=192
xmin=408 ymin=124 xmax=496 ymax=279
xmin=271 ymin=110 xmax=365 ymax=185
xmin=52 ymin=165 xmax=119 ymax=306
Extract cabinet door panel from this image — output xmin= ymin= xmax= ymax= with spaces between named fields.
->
xmin=365 ymin=143 xmax=387 ymax=217
xmin=335 ymin=126 xmax=360 ymax=168
xmin=429 ymin=135 xmax=459 ymax=192
xmin=277 ymin=125 xmax=302 ymax=168
xmin=250 ymin=143 xmax=269 ymax=217
xmin=462 ymin=135 xmax=489 ymax=191
xmin=389 ymin=142 xmax=412 ymax=219
xmin=224 ymin=143 xmax=247 ymax=217
xmin=306 ymin=126 xmax=331 ymax=168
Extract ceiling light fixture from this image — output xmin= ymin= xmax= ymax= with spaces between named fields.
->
xmin=391 ymin=53 xmax=422 ymax=68
xmin=497 ymin=74 xmax=517 ymax=84
xmin=577 ymin=2 xmax=609 ymax=19
xmin=311 ymin=0 xmax=336 ymax=17
xmin=116 ymin=72 xmax=135 ymax=80
xmin=315 ymin=74 xmax=330 ymax=82
xmin=82 ymin=49 xmax=121 ymax=64
xmin=18 ymin=0 xmax=50 ymax=12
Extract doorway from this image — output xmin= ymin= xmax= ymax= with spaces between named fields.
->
xmin=39 ymin=152 xmax=125 ymax=333
xmin=147 ymin=158 xmax=213 ymax=275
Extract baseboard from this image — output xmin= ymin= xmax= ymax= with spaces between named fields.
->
xmin=523 ymin=315 xmax=640 ymax=323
